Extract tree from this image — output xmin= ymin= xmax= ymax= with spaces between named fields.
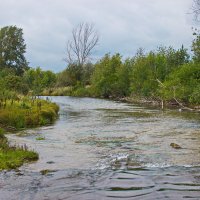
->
xmin=192 ymin=34 xmax=200 ymax=62
xmin=66 ymin=23 xmax=99 ymax=66
xmin=91 ymin=53 xmax=130 ymax=98
xmin=41 ymin=70 xmax=56 ymax=88
xmin=24 ymin=67 xmax=56 ymax=96
xmin=159 ymin=63 xmax=200 ymax=104
xmin=192 ymin=0 xmax=200 ymax=21
xmin=5 ymin=75 xmax=28 ymax=94
xmin=129 ymin=46 xmax=189 ymax=97
xmin=0 ymin=26 xmax=29 ymax=76
xmin=24 ymin=67 xmax=43 ymax=96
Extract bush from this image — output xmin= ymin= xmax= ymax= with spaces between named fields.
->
xmin=160 ymin=63 xmax=200 ymax=104
xmin=71 ymin=86 xmax=91 ymax=97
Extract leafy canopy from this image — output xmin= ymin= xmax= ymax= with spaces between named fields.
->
xmin=0 ymin=25 xmax=29 ymax=76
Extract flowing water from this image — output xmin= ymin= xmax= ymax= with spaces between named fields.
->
xmin=1 ymin=96 xmax=200 ymax=200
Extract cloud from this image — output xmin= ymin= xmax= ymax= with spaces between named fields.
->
xmin=0 ymin=0 xmax=194 ymax=72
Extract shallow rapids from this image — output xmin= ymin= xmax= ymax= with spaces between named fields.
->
xmin=1 ymin=96 xmax=200 ymax=200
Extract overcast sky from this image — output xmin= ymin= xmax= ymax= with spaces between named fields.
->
xmin=0 ymin=0 xmax=196 ymax=72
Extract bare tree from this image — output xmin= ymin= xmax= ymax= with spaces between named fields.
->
xmin=66 ymin=23 xmax=99 ymax=66
xmin=192 ymin=0 xmax=200 ymax=21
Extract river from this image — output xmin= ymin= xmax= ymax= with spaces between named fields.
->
xmin=1 ymin=96 xmax=200 ymax=200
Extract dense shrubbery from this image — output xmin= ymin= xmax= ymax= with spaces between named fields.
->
xmin=53 ymin=37 xmax=199 ymax=107
xmin=91 ymin=54 xmax=131 ymax=98
xmin=160 ymin=63 xmax=200 ymax=104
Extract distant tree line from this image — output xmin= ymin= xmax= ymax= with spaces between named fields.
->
xmin=55 ymin=32 xmax=200 ymax=105
xmin=0 ymin=25 xmax=200 ymax=106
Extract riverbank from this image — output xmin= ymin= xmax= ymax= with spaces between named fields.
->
xmin=0 ymin=129 xmax=38 ymax=170
xmin=0 ymin=97 xmax=59 ymax=170
xmin=121 ymin=96 xmax=200 ymax=112
xmin=0 ymin=98 xmax=59 ymax=130
xmin=42 ymin=86 xmax=200 ymax=112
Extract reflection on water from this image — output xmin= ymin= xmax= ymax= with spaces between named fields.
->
xmin=1 ymin=96 xmax=200 ymax=200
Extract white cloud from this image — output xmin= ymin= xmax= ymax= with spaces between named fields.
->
xmin=0 ymin=0 xmax=194 ymax=72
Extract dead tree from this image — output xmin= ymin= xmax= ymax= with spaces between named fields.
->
xmin=193 ymin=0 xmax=200 ymax=21
xmin=66 ymin=23 xmax=99 ymax=66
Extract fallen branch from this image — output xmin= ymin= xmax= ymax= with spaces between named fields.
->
xmin=173 ymin=97 xmax=198 ymax=111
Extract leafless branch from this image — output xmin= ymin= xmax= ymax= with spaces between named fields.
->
xmin=65 ymin=22 xmax=99 ymax=66
xmin=192 ymin=0 xmax=200 ymax=21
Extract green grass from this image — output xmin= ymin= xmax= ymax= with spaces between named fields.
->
xmin=0 ymin=98 xmax=59 ymax=130
xmin=0 ymin=131 xmax=38 ymax=170
xmin=0 ymin=97 xmax=59 ymax=170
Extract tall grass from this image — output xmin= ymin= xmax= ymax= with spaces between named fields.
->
xmin=0 ymin=98 xmax=59 ymax=129
xmin=42 ymin=87 xmax=73 ymax=96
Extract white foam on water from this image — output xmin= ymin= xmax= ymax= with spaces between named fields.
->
xmin=144 ymin=163 xmax=197 ymax=168
xmin=94 ymin=153 xmax=129 ymax=170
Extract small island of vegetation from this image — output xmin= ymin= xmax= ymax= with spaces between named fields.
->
xmin=0 ymin=128 xmax=38 ymax=170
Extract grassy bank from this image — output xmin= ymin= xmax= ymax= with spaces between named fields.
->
xmin=0 ymin=129 xmax=38 ymax=170
xmin=0 ymin=97 xmax=59 ymax=170
xmin=0 ymin=97 xmax=59 ymax=130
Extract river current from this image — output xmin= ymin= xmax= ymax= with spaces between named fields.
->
xmin=1 ymin=96 xmax=200 ymax=200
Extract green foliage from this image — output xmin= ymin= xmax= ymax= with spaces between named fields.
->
xmin=51 ymin=44 xmax=194 ymax=106
xmin=0 ymin=25 xmax=29 ymax=76
xmin=130 ymin=51 xmax=158 ymax=96
xmin=56 ymin=70 xmax=70 ymax=87
xmin=56 ymin=63 xmax=94 ymax=87
xmin=113 ymin=58 xmax=132 ymax=97
xmin=62 ymin=64 xmax=82 ymax=86
xmin=189 ymin=85 xmax=200 ymax=104
xmin=192 ymin=34 xmax=200 ymax=63
xmin=0 ymin=130 xmax=38 ymax=170
xmin=130 ymin=46 xmax=189 ymax=97
xmin=5 ymin=75 xmax=29 ymax=94
xmin=24 ymin=67 xmax=56 ymax=96
xmin=81 ymin=63 xmax=94 ymax=85
xmin=70 ymin=84 xmax=92 ymax=97
xmin=91 ymin=53 xmax=131 ymax=98
xmin=0 ymin=128 xmax=5 ymax=139
xmin=160 ymin=63 xmax=200 ymax=104
xmin=0 ymin=134 xmax=38 ymax=170
xmin=0 ymin=24 xmax=198 ymax=108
